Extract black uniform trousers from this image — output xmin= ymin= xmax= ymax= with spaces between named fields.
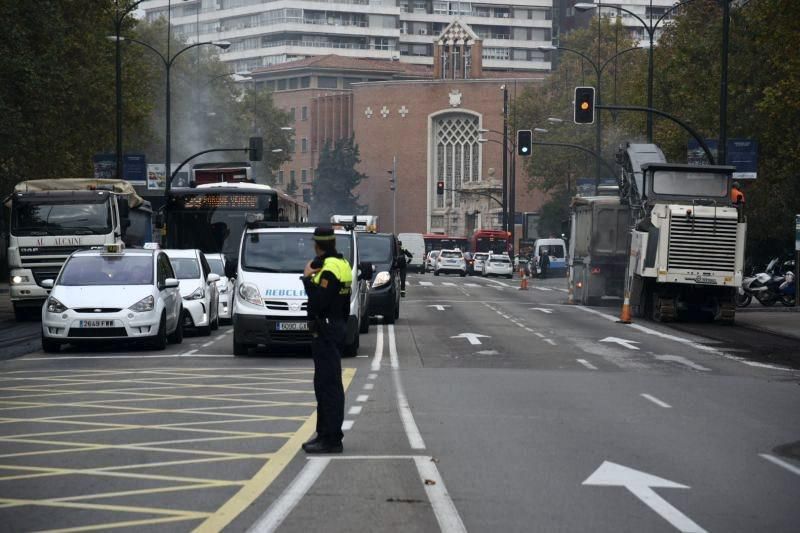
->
xmin=400 ymin=266 xmax=407 ymax=291
xmin=311 ymin=319 xmax=346 ymax=444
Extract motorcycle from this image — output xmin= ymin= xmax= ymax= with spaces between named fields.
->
xmin=779 ymin=268 xmax=795 ymax=307
xmin=744 ymin=258 xmax=795 ymax=307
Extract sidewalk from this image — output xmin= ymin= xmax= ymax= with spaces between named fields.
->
xmin=736 ymin=307 xmax=800 ymax=341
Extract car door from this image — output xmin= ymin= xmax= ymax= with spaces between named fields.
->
xmin=199 ymin=252 xmax=218 ymax=321
xmin=157 ymin=253 xmax=178 ymax=328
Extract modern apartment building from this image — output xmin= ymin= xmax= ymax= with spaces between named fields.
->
xmin=139 ymin=0 xmax=553 ymax=73
xmin=557 ymin=0 xmax=680 ymax=46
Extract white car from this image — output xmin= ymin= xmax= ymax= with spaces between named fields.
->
xmin=40 ymin=245 xmax=184 ymax=352
xmin=472 ymin=252 xmax=490 ymax=274
xmin=434 ymin=249 xmax=467 ymax=276
xmin=205 ymin=253 xmax=234 ymax=324
xmin=425 ymin=250 xmax=440 ymax=273
xmin=165 ymin=249 xmax=220 ymax=336
xmin=482 ymin=254 xmax=513 ymax=278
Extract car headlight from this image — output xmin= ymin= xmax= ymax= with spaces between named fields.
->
xmin=184 ymin=287 xmax=205 ymax=301
xmin=46 ymin=297 xmax=67 ymax=314
xmin=238 ymin=283 xmax=263 ymax=306
xmin=129 ymin=295 xmax=154 ymax=313
xmin=373 ymin=271 xmax=391 ymax=288
xmin=11 ymin=275 xmax=30 ymax=284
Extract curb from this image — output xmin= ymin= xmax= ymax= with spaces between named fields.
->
xmin=735 ymin=321 xmax=800 ymax=343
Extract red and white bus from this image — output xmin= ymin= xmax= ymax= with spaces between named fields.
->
xmin=469 ymin=229 xmax=511 ymax=254
xmin=423 ymin=234 xmax=469 ymax=254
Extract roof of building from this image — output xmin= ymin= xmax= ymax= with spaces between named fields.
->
xmin=251 ymin=55 xmax=433 ymax=78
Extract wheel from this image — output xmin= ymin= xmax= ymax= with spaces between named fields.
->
xmin=359 ymin=315 xmax=370 ymax=334
xmin=148 ymin=314 xmax=168 ymax=350
xmin=233 ymin=339 xmax=249 ymax=356
xmin=780 ymin=294 xmax=795 ymax=307
xmin=384 ymin=306 xmax=396 ymax=324
xmin=735 ymin=291 xmax=752 ymax=307
xmin=168 ymin=310 xmax=184 ymax=344
xmin=41 ymin=334 xmax=60 ymax=354
xmin=756 ymin=294 xmax=775 ymax=307
xmin=433 ymin=270 xmax=439 ymax=276
xmin=394 ymin=302 xmax=400 ymax=320
xmin=343 ymin=334 xmax=359 ymax=357
xmin=506 ymin=274 xmax=513 ymax=279
xmin=459 ymin=272 xmax=466 ymax=277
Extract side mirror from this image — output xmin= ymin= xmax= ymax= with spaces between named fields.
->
xmin=359 ymin=262 xmax=374 ymax=281
xmin=207 ymin=273 xmax=220 ymax=283
xmin=163 ymin=277 xmax=179 ymax=289
xmin=41 ymin=279 xmax=54 ymax=289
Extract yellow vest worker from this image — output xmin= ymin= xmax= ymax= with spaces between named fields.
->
xmin=300 ymin=226 xmax=352 ymax=454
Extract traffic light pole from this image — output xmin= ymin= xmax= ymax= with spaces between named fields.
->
xmin=501 ymin=87 xmax=509 ymax=233
xmin=392 ymin=155 xmax=397 ymax=234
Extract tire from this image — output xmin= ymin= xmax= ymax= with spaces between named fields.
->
xmin=780 ymin=294 xmax=795 ymax=307
xmin=359 ymin=315 xmax=370 ymax=334
xmin=394 ymin=302 xmax=400 ymax=320
xmin=506 ymin=274 xmax=513 ymax=279
xmin=756 ymin=294 xmax=775 ymax=307
xmin=168 ymin=310 xmax=184 ymax=344
xmin=41 ymin=334 xmax=60 ymax=354
xmin=233 ymin=339 xmax=249 ymax=356
xmin=735 ymin=292 xmax=752 ymax=307
xmin=434 ymin=270 xmax=439 ymax=276
xmin=149 ymin=314 xmax=167 ymax=350
xmin=384 ymin=306 xmax=396 ymax=324
xmin=460 ymin=272 xmax=466 ymax=277
xmin=343 ymin=334 xmax=359 ymax=357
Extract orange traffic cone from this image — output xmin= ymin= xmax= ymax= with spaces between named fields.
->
xmin=519 ymin=270 xmax=528 ymax=290
xmin=618 ymin=292 xmax=632 ymax=323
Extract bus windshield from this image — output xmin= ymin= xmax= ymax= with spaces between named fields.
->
xmin=651 ymin=170 xmax=728 ymax=198
xmin=242 ymin=232 xmax=353 ymax=273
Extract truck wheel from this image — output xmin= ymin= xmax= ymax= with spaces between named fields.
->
xmin=41 ymin=334 xmax=60 ymax=354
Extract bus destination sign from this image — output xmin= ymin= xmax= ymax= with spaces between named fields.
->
xmin=181 ymin=194 xmax=261 ymax=210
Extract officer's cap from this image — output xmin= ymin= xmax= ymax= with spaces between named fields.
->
xmin=313 ymin=226 xmax=336 ymax=242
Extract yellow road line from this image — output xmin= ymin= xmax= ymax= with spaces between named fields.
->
xmin=0 ymin=497 xmax=211 ymax=517
xmin=38 ymin=514 xmax=204 ymax=533
xmin=0 ymin=463 xmax=247 ymax=485
xmin=194 ymin=367 xmax=356 ymax=533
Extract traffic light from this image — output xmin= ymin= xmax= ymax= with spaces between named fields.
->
xmin=387 ymin=169 xmax=395 ymax=191
xmin=436 ymin=181 xmax=445 ymax=195
xmin=248 ymin=136 xmax=263 ymax=161
xmin=574 ymin=86 xmax=595 ymax=124
xmin=517 ymin=130 xmax=532 ymax=157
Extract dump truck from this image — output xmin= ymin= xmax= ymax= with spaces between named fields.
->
xmin=5 ymin=179 xmax=151 ymax=320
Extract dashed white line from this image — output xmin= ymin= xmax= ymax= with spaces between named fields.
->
xmin=371 ymin=324 xmax=384 ymax=372
xmin=544 ymin=338 xmax=557 ymax=346
xmin=356 ymin=394 xmax=369 ymax=402
xmin=202 ymin=341 xmax=215 ymax=348
xmin=534 ymin=287 xmax=553 ymax=292
xmin=577 ymin=359 xmax=598 ymax=370
xmin=368 ymin=373 xmax=377 ymax=380
xmin=247 ymin=457 xmax=331 ymax=533
xmin=524 ymin=327 xmax=535 ymax=332
xmin=419 ymin=281 xmax=433 ymax=287
xmin=641 ymin=393 xmax=672 ymax=409
xmin=348 ymin=406 xmax=363 ymax=415
xmin=760 ymin=453 xmax=800 ymax=477
xmin=341 ymin=420 xmax=355 ymax=431
xmin=534 ymin=332 xmax=545 ymax=338
xmin=363 ymin=383 xmax=374 ymax=390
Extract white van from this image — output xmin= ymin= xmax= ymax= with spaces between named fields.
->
xmin=231 ymin=225 xmax=371 ymax=357
xmin=533 ymin=238 xmax=568 ymax=277
xmin=397 ymin=233 xmax=425 ymax=273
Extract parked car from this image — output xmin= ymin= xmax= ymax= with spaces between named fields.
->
xmin=164 ymin=249 xmax=220 ymax=336
xmin=425 ymin=250 xmax=440 ymax=273
xmin=205 ymin=253 xmax=234 ymax=324
xmin=471 ymin=252 xmax=489 ymax=275
xmin=40 ymin=245 xmax=183 ymax=352
xmin=434 ymin=249 xmax=467 ymax=276
xmin=482 ymin=253 xmax=513 ymax=278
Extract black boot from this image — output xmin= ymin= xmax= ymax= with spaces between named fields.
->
xmin=302 ymin=440 xmax=343 ymax=454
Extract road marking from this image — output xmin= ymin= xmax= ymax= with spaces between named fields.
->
xmin=577 ymin=359 xmax=598 ymax=370
xmin=246 ymin=457 xmax=331 ymax=533
xmin=554 ymin=288 xmax=569 ymax=292
xmin=583 ymin=461 xmax=706 ymax=533
xmin=202 ymin=341 xmax=214 ymax=348
xmin=760 ymin=453 xmax=800 ymax=477
xmin=356 ymin=354 xmax=368 ymax=358
xmin=534 ymin=332 xmax=545 ymax=338
xmin=544 ymin=338 xmax=557 ymax=346
xmin=654 ymin=355 xmax=711 ymax=372
xmin=464 ymin=283 xmax=479 ymax=287
xmin=342 ymin=420 xmax=354 ymax=431
xmin=356 ymin=394 xmax=368 ymax=402
xmin=441 ymin=282 xmax=456 ymax=286
xmin=534 ymin=287 xmax=553 ymax=291
xmin=450 ymin=333 xmax=490 ymax=345
xmin=368 ymin=373 xmax=377 ymax=380
xmin=600 ymin=337 xmax=640 ymax=350
xmin=182 ymin=349 xmax=198 ymax=356
xmin=529 ymin=307 xmax=553 ymax=314
xmin=418 ymin=281 xmax=433 ymax=286
xmin=388 ymin=325 xmax=426 ymax=450
xmin=641 ymin=393 xmax=672 ymax=408
xmin=475 ymin=350 xmax=499 ymax=355
xmin=371 ymin=324 xmax=384 ymax=372
xmin=348 ymin=406 xmax=362 ymax=415
xmin=414 ymin=456 xmax=468 ymax=533
xmin=427 ymin=305 xmax=451 ymax=311
xmin=388 ymin=324 xmax=399 ymax=370
xmin=524 ymin=327 xmax=535 ymax=332
xmin=363 ymin=383 xmax=374 ymax=390
xmin=26 ymin=353 xmax=239 ymax=361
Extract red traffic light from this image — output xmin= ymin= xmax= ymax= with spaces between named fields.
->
xmin=436 ymin=181 xmax=445 ymax=195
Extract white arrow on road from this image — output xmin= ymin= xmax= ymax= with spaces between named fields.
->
xmin=427 ymin=305 xmax=451 ymax=311
xmin=529 ymin=307 xmax=553 ymax=314
xmin=583 ymin=461 xmax=706 ymax=533
xmin=654 ymin=355 xmax=710 ymax=372
xmin=451 ymin=333 xmax=490 ymax=345
xmin=600 ymin=337 xmax=640 ymax=350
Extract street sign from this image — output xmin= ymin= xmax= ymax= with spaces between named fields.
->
xmin=123 ymin=153 xmax=147 ymax=184
xmin=147 ymin=164 xmax=166 ymax=190
xmin=687 ymin=138 xmax=758 ymax=180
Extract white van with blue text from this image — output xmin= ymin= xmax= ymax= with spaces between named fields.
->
xmin=231 ymin=224 xmax=371 ymax=357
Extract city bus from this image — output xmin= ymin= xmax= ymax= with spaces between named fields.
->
xmin=423 ymin=233 xmax=469 ymax=254
xmin=164 ymin=182 xmax=309 ymax=267
xmin=331 ymin=215 xmax=378 ymax=233
xmin=470 ymin=229 xmax=511 ymax=254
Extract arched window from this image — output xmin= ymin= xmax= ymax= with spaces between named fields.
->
xmin=433 ymin=113 xmax=481 ymax=209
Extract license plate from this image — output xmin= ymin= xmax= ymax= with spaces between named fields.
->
xmin=79 ymin=320 xmax=114 ymax=328
xmin=276 ymin=322 xmax=309 ymax=331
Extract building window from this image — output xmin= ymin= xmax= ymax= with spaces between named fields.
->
xmin=318 ymin=76 xmax=338 ymax=89
xmin=289 ymin=77 xmax=298 ymax=89
xmin=301 ymin=169 xmax=307 ymax=182
xmin=301 ymin=106 xmax=308 ymax=121
xmin=277 ymin=79 xmax=287 ymax=90
xmin=300 ymin=76 xmax=311 ymax=88
xmin=290 ymin=169 xmax=296 ymax=182
xmin=278 ymin=170 xmax=284 ymax=184
xmin=433 ymin=113 xmax=481 ymax=210
xmin=289 ymin=140 xmax=296 ymax=154
xmin=302 ymin=189 xmax=311 ymax=204
xmin=289 ymin=107 xmax=296 ymax=122
xmin=301 ymin=138 xmax=308 ymax=153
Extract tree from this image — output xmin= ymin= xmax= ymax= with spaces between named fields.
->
xmin=311 ymin=136 xmax=367 ymax=222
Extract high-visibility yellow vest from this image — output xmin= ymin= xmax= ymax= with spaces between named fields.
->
xmin=312 ymin=256 xmax=352 ymax=296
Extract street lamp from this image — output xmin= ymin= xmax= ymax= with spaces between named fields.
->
xmin=111 ymin=0 xmax=147 ymax=180
xmin=547 ymin=117 xmax=564 ymax=124
xmin=114 ymin=36 xmax=231 ymax=196
xmin=537 ymin=43 xmax=640 ymax=186
xmin=575 ymin=0 xmax=698 ymax=143
xmin=534 ymin=128 xmax=549 ymax=134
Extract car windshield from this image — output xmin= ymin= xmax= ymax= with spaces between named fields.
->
xmin=170 ymin=258 xmax=201 ymax=280
xmin=540 ymin=245 xmax=565 ymax=258
xmin=357 ymin=234 xmax=393 ymax=264
xmin=207 ymin=258 xmax=225 ymax=276
xmin=58 ymin=255 xmax=153 ymax=286
xmin=12 ymin=200 xmax=112 ymax=236
xmin=441 ymin=251 xmax=461 ymax=258
xmin=651 ymin=170 xmax=728 ymax=198
xmin=242 ymin=232 xmax=353 ymax=273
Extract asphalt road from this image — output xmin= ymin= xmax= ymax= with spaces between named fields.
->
xmin=0 ymin=274 xmax=798 ymax=532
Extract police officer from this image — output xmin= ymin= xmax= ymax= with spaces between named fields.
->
xmin=397 ymin=240 xmax=413 ymax=296
xmin=301 ymin=227 xmax=352 ymax=454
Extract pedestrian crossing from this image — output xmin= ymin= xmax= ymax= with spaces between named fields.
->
xmin=406 ymin=279 xmax=568 ymax=292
